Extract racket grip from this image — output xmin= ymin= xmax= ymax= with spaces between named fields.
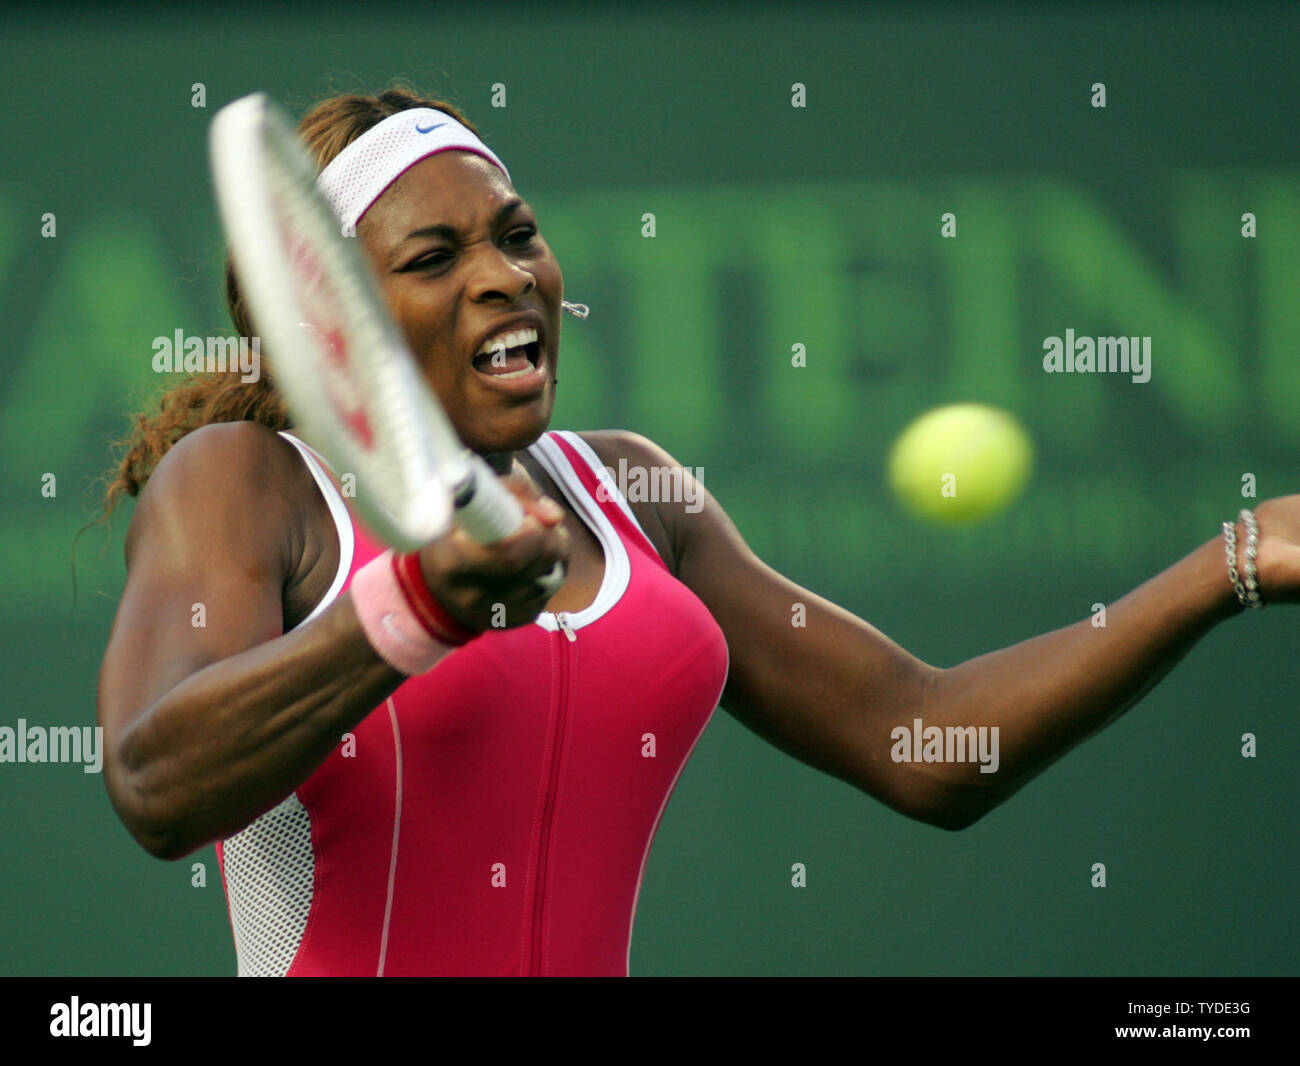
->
xmin=455 ymin=454 xmax=567 ymax=597
xmin=454 ymin=453 xmax=526 ymax=542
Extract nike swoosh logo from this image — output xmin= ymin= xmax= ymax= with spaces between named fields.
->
xmin=415 ymin=122 xmax=446 ymax=134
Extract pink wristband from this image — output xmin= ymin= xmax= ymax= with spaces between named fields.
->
xmin=350 ymin=550 xmax=457 ymax=676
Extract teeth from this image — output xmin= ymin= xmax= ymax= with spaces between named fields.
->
xmin=477 ymin=326 xmax=539 ymax=357
xmin=492 ymin=364 xmax=538 ymax=380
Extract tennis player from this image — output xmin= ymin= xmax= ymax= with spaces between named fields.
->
xmin=97 ymin=87 xmax=1300 ymax=976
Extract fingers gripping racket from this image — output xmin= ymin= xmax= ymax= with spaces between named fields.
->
xmin=208 ymin=92 xmax=563 ymax=595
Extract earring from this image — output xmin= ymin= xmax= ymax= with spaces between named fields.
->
xmin=562 ymin=300 xmax=590 ymax=319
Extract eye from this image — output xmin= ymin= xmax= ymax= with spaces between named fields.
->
xmin=505 ymin=226 xmax=538 ymax=247
xmin=404 ymin=250 xmax=452 ymax=272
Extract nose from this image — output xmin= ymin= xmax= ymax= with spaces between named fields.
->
xmin=467 ymin=243 xmax=536 ymax=304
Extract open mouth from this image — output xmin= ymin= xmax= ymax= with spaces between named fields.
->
xmin=472 ymin=339 xmax=542 ymax=379
xmin=470 ymin=336 xmax=547 ymax=399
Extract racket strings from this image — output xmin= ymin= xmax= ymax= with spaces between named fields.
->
xmin=217 ymin=96 xmax=456 ymax=546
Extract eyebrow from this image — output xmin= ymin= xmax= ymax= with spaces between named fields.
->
xmin=388 ymin=198 xmax=527 ymax=266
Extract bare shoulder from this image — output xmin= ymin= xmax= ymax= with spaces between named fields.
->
xmin=124 ymin=421 xmax=313 ymax=577
xmin=570 ymin=429 xmax=683 ymax=574
xmin=573 ymin=428 xmax=674 ymax=468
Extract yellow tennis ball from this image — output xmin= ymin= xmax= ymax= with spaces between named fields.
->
xmin=887 ymin=403 xmax=1033 ymax=525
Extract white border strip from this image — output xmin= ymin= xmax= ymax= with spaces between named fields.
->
xmin=278 ymin=431 xmax=356 ymax=629
xmin=376 ymin=697 xmax=403 ymax=977
xmin=527 ymin=433 xmax=629 ymax=632
xmin=553 ymin=430 xmax=661 ymax=560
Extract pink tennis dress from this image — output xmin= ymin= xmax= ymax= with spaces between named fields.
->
xmin=215 ymin=429 xmax=728 ymax=975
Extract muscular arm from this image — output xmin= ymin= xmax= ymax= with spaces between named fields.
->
xmin=97 ymin=422 xmax=405 ymax=860
xmin=592 ymin=431 xmax=1250 ymax=831
xmin=100 ymin=422 xmax=568 ymax=860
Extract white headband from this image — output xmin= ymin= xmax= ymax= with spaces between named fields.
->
xmin=316 ymin=107 xmax=512 ymax=233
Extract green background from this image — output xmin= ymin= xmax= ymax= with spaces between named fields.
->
xmin=0 ymin=1 xmax=1295 ymax=975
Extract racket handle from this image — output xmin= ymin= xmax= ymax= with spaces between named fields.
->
xmin=454 ymin=453 xmax=525 ymax=541
xmin=454 ymin=454 xmax=566 ymax=597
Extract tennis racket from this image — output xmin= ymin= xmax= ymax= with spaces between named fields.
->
xmin=208 ymin=91 xmax=563 ymax=594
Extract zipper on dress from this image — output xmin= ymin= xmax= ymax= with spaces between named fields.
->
xmin=530 ymin=618 xmax=574 ymax=974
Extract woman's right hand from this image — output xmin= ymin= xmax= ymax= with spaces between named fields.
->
xmin=415 ymin=473 xmax=571 ymax=632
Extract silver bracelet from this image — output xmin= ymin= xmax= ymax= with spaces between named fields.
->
xmin=1239 ymin=508 xmax=1263 ymax=608
xmin=1222 ymin=520 xmax=1246 ymax=605
xmin=1222 ymin=513 xmax=1264 ymax=610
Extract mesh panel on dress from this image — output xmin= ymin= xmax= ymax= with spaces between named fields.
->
xmin=222 ymin=793 xmax=315 ymax=976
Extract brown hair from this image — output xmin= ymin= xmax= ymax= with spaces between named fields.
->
xmin=99 ymin=86 xmax=481 ymax=519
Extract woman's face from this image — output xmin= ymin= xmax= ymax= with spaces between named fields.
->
xmin=357 ymin=150 xmax=563 ymax=457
